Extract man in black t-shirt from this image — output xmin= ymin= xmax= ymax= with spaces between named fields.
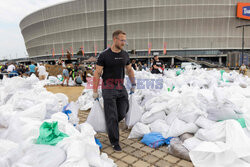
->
xmin=151 ymin=55 xmax=165 ymax=74
xmin=93 ymin=30 xmax=136 ymax=152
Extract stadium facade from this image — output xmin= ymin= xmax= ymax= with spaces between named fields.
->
xmin=20 ymin=0 xmax=250 ymax=59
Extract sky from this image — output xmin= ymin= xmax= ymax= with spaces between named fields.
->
xmin=0 ymin=0 xmax=70 ymax=60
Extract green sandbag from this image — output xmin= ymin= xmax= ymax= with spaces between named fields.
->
xmin=176 ymin=70 xmax=181 ymax=76
xmin=237 ymin=118 xmax=246 ymax=128
xmin=220 ymin=70 xmax=225 ymax=81
xmin=36 ymin=121 xmax=69 ymax=146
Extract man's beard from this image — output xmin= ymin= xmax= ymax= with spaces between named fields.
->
xmin=115 ymin=44 xmax=123 ymax=50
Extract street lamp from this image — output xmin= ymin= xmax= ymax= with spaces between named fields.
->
xmin=236 ymin=24 xmax=250 ymax=65
xmin=104 ymin=0 xmax=107 ymax=50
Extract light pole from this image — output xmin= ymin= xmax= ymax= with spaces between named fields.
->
xmin=236 ymin=24 xmax=250 ymax=65
xmin=104 ymin=0 xmax=107 ymax=50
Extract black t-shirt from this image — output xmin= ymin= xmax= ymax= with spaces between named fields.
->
xmin=97 ymin=48 xmax=130 ymax=85
xmin=153 ymin=60 xmax=163 ymax=69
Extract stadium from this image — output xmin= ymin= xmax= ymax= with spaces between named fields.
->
xmin=19 ymin=0 xmax=250 ymax=66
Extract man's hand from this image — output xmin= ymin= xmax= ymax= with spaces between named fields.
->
xmin=93 ymin=92 xmax=99 ymax=100
xmin=126 ymin=64 xmax=136 ymax=94
xmin=130 ymin=84 xmax=136 ymax=94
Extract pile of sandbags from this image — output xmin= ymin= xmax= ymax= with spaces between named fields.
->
xmin=125 ymin=69 xmax=250 ymax=166
xmin=0 ymin=76 xmax=116 ymax=167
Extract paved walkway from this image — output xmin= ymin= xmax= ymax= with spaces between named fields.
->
xmin=79 ymin=110 xmax=194 ymax=167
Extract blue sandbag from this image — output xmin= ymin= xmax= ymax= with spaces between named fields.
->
xmin=95 ymin=138 xmax=102 ymax=149
xmin=141 ymin=132 xmax=174 ymax=148
xmin=62 ymin=104 xmax=72 ymax=120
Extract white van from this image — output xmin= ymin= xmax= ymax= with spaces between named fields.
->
xmin=181 ymin=62 xmax=201 ymax=69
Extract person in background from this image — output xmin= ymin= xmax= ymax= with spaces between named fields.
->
xmin=137 ymin=61 xmax=143 ymax=71
xmin=29 ymin=62 xmax=36 ymax=76
xmin=17 ymin=64 xmax=26 ymax=77
xmin=239 ymin=63 xmax=247 ymax=75
xmin=149 ymin=59 xmax=154 ymax=72
xmin=131 ymin=59 xmax=137 ymax=70
xmin=7 ymin=62 xmax=15 ymax=73
xmin=65 ymin=50 xmax=72 ymax=65
xmin=151 ymin=55 xmax=165 ymax=74
xmin=58 ymin=57 xmax=63 ymax=65
xmin=74 ymin=70 xmax=83 ymax=86
xmin=37 ymin=63 xmax=47 ymax=80
xmin=142 ymin=63 xmax=148 ymax=71
xmin=62 ymin=65 xmax=71 ymax=86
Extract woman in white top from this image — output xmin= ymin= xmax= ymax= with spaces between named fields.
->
xmin=37 ymin=63 xmax=47 ymax=80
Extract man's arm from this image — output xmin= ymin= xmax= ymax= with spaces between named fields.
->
xmin=126 ymin=64 xmax=136 ymax=85
xmin=153 ymin=65 xmax=159 ymax=69
xmin=93 ymin=65 xmax=103 ymax=93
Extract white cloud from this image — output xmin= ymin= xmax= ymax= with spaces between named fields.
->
xmin=0 ymin=0 xmax=71 ymax=60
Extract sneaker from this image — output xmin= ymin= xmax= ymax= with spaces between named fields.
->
xmin=113 ymin=144 xmax=122 ymax=152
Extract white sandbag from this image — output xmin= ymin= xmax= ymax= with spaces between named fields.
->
xmin=166 ymin=118 xmax=199 ymax=138
xmin=0 ymin=104 xmax=15 ymax=128
xmin=149 ymin=119 xmax=169 ymax=137
xmin=195 ymin=121 xmax=226 ymax=142
xmin=39 ymin=91 xmax=61 ymax=119
xmin=0 ymin=139 xmax=18 ymax=156
xmin=177 ymin=109 xmax=204 ymax=123
xmin=207 ymin=103 xmax=240 ymax=121
xmin=190 ymin=120 xmax=250 ymax=167
xmin=195 ymin=116 xmax=216 ymax=129
xmin=182 ymin=137 xmax=203 ymax=151
xmin=58 ymin=123 xmax=116 ymax=167
xmin=125 ymin=95 xmax=143 ymax=128
xmin=86 ymin=100 xmax=107 ymax=133
xmin=11 ymin=144 xmax=66 ymax=167
xmin=128 ymin=122 xmax=150 ymax=139
xmin=55 ymin=93 xmax=69 ymax=109
xmin=65 ymin=102 xmax=80 ymax=126
xmin=141 ymin=111 xmax=167 ymax=124
xmin=165 ymin=111 xmax=178 ymax=125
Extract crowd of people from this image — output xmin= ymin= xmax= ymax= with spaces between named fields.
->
xmin=0 ymin=62 xmax=47 ymax=79
xmin=0 ymin=59 xmax=90 ymax=86
xmin=61 ymin=62 xmax=88 ymax=86
xmin=131 ymin=55 xmax=169 ymax=74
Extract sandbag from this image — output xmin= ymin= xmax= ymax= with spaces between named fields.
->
xmin=179 ymin=133 xmax=194 ymax=142
xmin=149 ymin=119 xmax=169 ymax=137
xmin=36 ymin=121 xmax=69 ymax=146
xmin=195 ymin=116 xmax=216 ymax=129
xmin=141 ymin=111 xmax=167 ymax=124
xmin=86 ymin=100 xmax=107 ymax=133
xmin=62 ymin=102 xmax=79 ymax=126
xmin=141 ymin=132 xmax=172 ymax=148
xmin=183 ymin=137 xmax=203 ymax=151
xmin=128 ymin=122 xmax=150 ymax=139
xmin=168 ymin=137 xmax=191 ymax=161
xmin=125 ymin=95 xmax=143 ymax=128
xmin=195 ymin=121 xmax=226 ymax=142
xmin=190 ymin=120 xmax=250 ymax=167
xmin=12 ymin=144 xmax=66 ymax=167
xmin=166 ymin=118 xmax=199 ymax=138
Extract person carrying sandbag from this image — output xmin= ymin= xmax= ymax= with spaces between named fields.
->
xmin=92 ymin=30 xmax=136 ymax=152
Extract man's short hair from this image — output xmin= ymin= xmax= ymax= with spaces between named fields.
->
xmin=112 ymin=30 xmax=126 ymax=39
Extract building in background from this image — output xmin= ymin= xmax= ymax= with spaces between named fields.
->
xmin=19 ymin=0 xmax=250 ymax=66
